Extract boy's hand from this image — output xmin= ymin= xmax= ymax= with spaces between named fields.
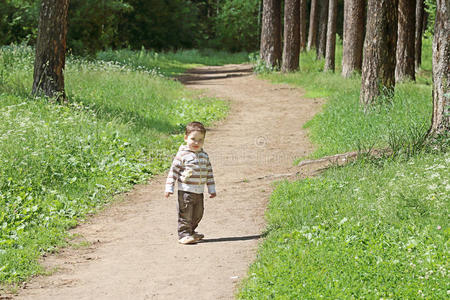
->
xmin=165 ymin=192 xmax=172 ymax=198
xmin=209 ymin=193 xmax=216 ymax=198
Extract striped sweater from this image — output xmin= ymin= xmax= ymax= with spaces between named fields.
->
xmin=165 ymin=145 xmax=216 ymax=194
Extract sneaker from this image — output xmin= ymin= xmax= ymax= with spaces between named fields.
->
xmin=193 ymin=232 xmax=204 ymax=240
xmin=178 ymin=235 xmax=197 ymax=244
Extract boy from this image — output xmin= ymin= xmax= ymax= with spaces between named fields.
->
xmin=165 ymin=121 xmax=216 ymax=244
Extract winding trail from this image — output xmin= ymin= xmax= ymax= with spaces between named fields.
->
xmin=15 ymin=64 xmax=323 ymax=299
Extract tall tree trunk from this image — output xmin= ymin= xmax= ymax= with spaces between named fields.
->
xmin=395 ymin=0 xmax=416 ymax=82
xmin=415 ymin=0 xmax=424 ymax=71
xmin=282 ymin=0 xmax=301 ymax=72
xmin=324 ymin=0 xmax=338 ymax=72
xmin=32 ymin=0 xmax=70 ymax=102
xmin=342 ymin=0 xmax=365 ymax=77
xmin=360 ymin=0 xmax=398 ymax=108
xmin=429 ymin=0 xmax=450 ymax=136
xmin=316 ymin=0 xmax=329 ymax=59
xmin=299 ymin=0 xmax=307 ymax=52
xmin=260 ymin=0 xmax=283 ymax=68
xmin=307 ymin=0 xmax=319 ymax=50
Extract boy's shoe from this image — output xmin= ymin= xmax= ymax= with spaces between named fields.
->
xmin=193 ymin=232 xmax=204 ymax=240
xmin=178 ymin=235 xmax=197 ymax=244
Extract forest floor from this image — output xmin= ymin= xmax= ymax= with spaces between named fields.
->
xmin=12 ymin=64 xmax=323 ymax=299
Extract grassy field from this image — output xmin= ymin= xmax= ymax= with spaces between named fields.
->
xmin=239 ymin=40 xmax=449 ymax=298
xmin=0 ymin=45 xmax=245 ymax=284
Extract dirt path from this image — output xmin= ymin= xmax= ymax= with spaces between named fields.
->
xmin=14 ymin=64 xmax=323 ymax=300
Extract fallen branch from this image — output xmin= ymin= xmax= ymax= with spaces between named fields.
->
xmin=234 ymin=148 xmax=392 ymax=183
xmin=297 ymin=148 xmax=391 ymax=168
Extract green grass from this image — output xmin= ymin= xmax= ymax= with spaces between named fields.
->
xmin=240 ymin=153 xmax=449 ymax=299
xmin=96 ymin=48 xmax=250 ymax=76
xmin=260 ymin=42 xmax=433 ymax=159
xmin=239 ymin=39 xmax=448 ymax=298
xmin=0 ymin=45 xmax=229 ymax=284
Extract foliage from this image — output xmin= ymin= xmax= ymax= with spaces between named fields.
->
xmin=0 ymin=44 xmax=229 ymax=283
xmin=116 ymin=0 xmax=200 ymax=52
xmin=0 ymin=0 xmax=262 ymax=54
xmin=67 ymin=0 xmax=133 ymax=55
xmin=248 ymin=52 xmax=279 ymax=74
xmin=0 ymin=0 xmax=39 ymax=45
xmin=214 ymin=0 xmax=262 ymax=52
xmin=424 ymin=0 xmax=437 ymax=38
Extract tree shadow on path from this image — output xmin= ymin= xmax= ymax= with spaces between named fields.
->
xmin=177 ymin=66 xmax=253 ymax=85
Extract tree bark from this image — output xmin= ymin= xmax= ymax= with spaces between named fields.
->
xmin=360 ymin=0 xmax=398 ymax=108
xmin=307 ymin=0 xmax=319 ymax=51
xmin=395 ymin=0 xmax=416 ymax=82
xmin=341 ymin=0 xmax=365 ymax=77
xmin=429 ymin=0 xmax=450 ymax=136
xmin=260 ymin=0 xmax=283 ymax=69
xmin=282 ymin=0 xmax=301 ymax=72
xmin=415 ymin=0 xmax=424 ymax=71
xmin=316 ymin=0 xmax=329 ymax=59
xmin=32 ymin=0 xmax=70 ymax=102
xmin=324 ymin=0 xmax=338 ymax=72
xmin=299 ymin=0 xmax=307 ymax=52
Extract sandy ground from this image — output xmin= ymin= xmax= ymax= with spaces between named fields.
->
xmin=10 ymin=64 xmax=323 ymax=300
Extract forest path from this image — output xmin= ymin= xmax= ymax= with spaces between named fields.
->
xmin=15 ymin=64 xmax=323 ymax=300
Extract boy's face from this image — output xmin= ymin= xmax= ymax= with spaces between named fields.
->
xmin=184 ymin=131 xmax=205 ymax=152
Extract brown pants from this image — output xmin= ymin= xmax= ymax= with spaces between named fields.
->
xmin=177 ymin=190 xmax=204 ymax=238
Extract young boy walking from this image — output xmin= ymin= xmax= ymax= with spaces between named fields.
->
xmin=165 ymin=122 xmax=216 ymax=244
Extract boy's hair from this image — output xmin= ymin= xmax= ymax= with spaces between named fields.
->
xmin=185 ymin=121 xmax=206 ymax=136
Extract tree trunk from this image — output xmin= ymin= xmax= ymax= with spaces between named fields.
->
xmin=415 ymin=0 xmax=424 ymax=71
xmin=299 ymin=0 xmax=307 ymax=52
xmin=260 ymin=0 xmax=283 ymax=69
xmin=360 ymin=0 xmax=398 ymax=108
xmin=395 ymin=0 xmax=416 ymax=82
xmin=32 ymin=0 xmax=70 ymax=102
xmin=316 ymin=0 xmax=329 ymax=59
xmin=429 ymin=0 xmax=450 ymax=136
xmin=324 ymin=0 xmax=338 ymax=72
xmin=342 ymin=0 xmax=365 ymax=77
xmin=282 ymin=0 xmax=301 ymax=72
xmin=307 ymin=0 xmax=319 ymax=50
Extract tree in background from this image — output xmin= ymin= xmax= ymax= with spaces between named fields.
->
xmin=260 ymin=0 xmax=282 ymax=68
xmin=307 ymin=0 xmax=319 ymax=51
xmin=0 ymin=0 xmax=39 ymax=45
xmin=324 ymin=0 xmax=338 ymax=72
xmin=341 ymin=0 xmax=365 ymax=78
xmin=215 ymin=0 xmax=262 ymax=52
xmin=360 ymin=0 xmax=398 ymax=108
xmin=415 ymin=0 xmax=425 ymax=71
xmin=316 ymin=0 xmax=329 ymax=59
xmin=429 ymin=0 xmax=449 ymax=136
xmin=32 ymin=0 xmax=69 ymax=102
xmin=68 ymin=0 xmax=132 ymax=55
xmin=395 ymin=0 xmax=416 ymax=82
xmin=299 ymin=0 xmax=307 ymax=52
xmin=118 ymin=0 xmax=199 ymax=52
xmin=282 ymin=0 xmax=300 ymax=72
